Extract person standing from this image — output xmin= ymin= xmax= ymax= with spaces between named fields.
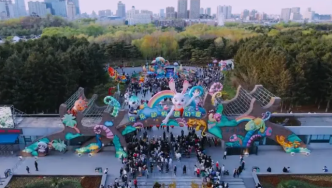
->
xmin=183 ymin=165 xmax=186 ymax=174
xmin=221 ymin=164 xmax=225 ymax=175
xmin=134 ymin=179 xmax=138 ymax=188
xmin=34 ymin=160 xmax=39 ymax=171
xmin=240 ymin=155 xmax=243 ymax=164
xmin=173 ymin=165 xmax=177 ymax=175
xmin=241 ymin=161 xmax=245 ymax=170
xmin=26 ymin=166 xmax=30 ymax=173
xmin=223 ymin=150 xmax=227 ymax=159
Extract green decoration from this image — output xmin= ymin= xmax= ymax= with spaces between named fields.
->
xmin=122 ymin=126 xmax=136 ymax=135
xmin=62 ymin=114 xmax=77 ymax=127
xmin=51 ymin=139 xmax=67 ymax=152
xmin=65 ymin=133 xmax=81 ymax=140
xmin=113 ymin=135 xmax=127 ymax=158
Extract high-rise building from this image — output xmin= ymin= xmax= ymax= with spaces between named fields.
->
xmin=0 ymin=0 xmax=14 ymax=18
xmin=217 ymin=5 xmax=232 ymax=19
xmin=177 ymin=0 xmax=187 ymax=19
xmin=116 ymin=1 xmax=125 ymax=18
xmin=67 ymin=0 xmax=80 ymax=15
xmin=44 ymin=0 xmax=67 ymax=17
xmin=66 ymin=1 xmax=75 ymax=20
xmin=291 ymin=7 xmax=300 ymax=14
xmin=126 ymin=6 xmax=151 ymax=25
xmin=166 ymin=6 xmax=175 ymax=19
xmin=14 ymin=0 xmax=26 ymax=17
xmin=280 ymin=8 xmax=291 ymax=22
xmin=28 ymin=1 xmax=48 ymax=17
xmin=159 ymin=9 xmax=165 ymax=18
xmin=205 ymin=7 xmax=211 ymax=16
xmin=200 ymin=7 xmax=203 ymax=14
xmin=241 ymin=9 xmax=249 ymax=19
xmin=303 ymin=8 xmax=314 ymax=21
xmin=189 ymin=0 xmax=200 ymax=19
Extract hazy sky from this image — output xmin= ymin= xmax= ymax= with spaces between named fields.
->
xmin=26 ymin=0 xmax=332 ymax=15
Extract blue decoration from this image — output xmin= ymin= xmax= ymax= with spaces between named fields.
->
xmin=105 ymin=121 xmax=114 ymax=127
xmin=189 ymin=86 xmax=204 ymax=97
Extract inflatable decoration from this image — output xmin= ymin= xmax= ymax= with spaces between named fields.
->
xmin=103 ymin=96 xmax=120 ymax=117
xmin=209 ymin=83 xmax=223 ymax=95
xmin=68 ymin=97 xmax=87 ymax=117
xmin=108 ymin=67 xmax=119 ymax=80
xmin=128 ymin=95 xmax=140 ymax=120
xmin=162 ymin=79 xmax=200 ymax=124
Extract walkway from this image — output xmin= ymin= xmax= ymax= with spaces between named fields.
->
xmin=1 ymin=128 xmax=332 ymax=188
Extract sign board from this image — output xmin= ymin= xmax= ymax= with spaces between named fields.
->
xmin=0 ymin=129 xmax=23 ymax=134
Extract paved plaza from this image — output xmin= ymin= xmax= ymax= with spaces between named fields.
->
xmin=1 ymin=127 xmax=332 ymax=188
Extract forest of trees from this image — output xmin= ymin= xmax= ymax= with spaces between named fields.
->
xmin=0 ymin=37 xmax=107 ymax=113
xmin=1 ymin=16 xmax=332 ymax=112
xmin=233 ymin=29 xmax=332 ymax=111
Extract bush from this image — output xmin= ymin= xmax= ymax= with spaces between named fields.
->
xmin=25 ymin=181 xmax=52 ymax=188
xmin=153 ymin=182 xmax=161 ymax=188
xmin=277 ymin=180 xmax=324 ymax=188
xmin=57 ymin=180 xmax=82 ymax=188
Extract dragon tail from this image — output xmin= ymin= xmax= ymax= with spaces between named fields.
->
xmin=243 ymin=130 xmax=255 ymax=147
xmin=246 ymin=134 xmax=262 ymax=147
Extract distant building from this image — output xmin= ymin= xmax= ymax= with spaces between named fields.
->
xmin=166 ymin=6 xmax=175 ymax=19
xmin=28 ymin=1 xmax=48 ymax=17
xmin=15 ymin=0 xmax=26 ymax=17
xmin=44 ymin=0 xmax=67 ymax=17
xmin=0 ymin=0 xmax=15 ymax=18
xmin=159 ymin=9 xmax=165 ymax=18
xmin=67 ymin=1 xmax=75 ymax=20
xmin=67 ymin=0 xmax=80 ymax=15
xmin=177 ymin=0 xmax=187 ymax=19
xmin=189 ymin=0 xmax=200 ymax=19
xmin=241 ymin=9 xmax=249 ymax=20
xmin=126 ymin=6 xmax=151 ymax=25
xmin=200 ymin=7 xmax=203 ymax=14
xmin=280 ymin=8 xmax=291 ymax=22
xmin=217 ymin=5 xmax=232 ymax=19
xmin=290 ymin=12 xmax=302 ymax=20
xmin=205 ymin=7 xmax=211 ymax=16
xmin=291 ymin=7 xmax=300 ymax=14
xmin=116 ymin=1 xmax=125 ymax=18
xmin=303 ymin=8 xmax=315 ymax=21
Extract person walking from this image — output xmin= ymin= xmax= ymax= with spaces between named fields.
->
xmin=183 ymin=165 xmax=186 ymax=174
xmin=223 ymin=150 xmax=227 ymax=159
xmin=26 ymin=166 xmax=30 ymax=173
xmin=134 ymin=179 xmax=138 ymax=188
xmin=173 ymin=165 xmax=177 ymax=175
xmin=233 ymin=168 xmax=237 ymax=178
xmin=221 ymin=164 xmax=225 ymax=175
xmin=34 ymin=160 xmax=39 ymax=171
xmin=241 ymin=161 xmax=245 ymax=170
xmin=240 ymin=155 xmax=243 ymax=164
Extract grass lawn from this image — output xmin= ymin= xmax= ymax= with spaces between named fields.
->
xmin=258 ymin=174 xmax=332 ymax=188
xmin=7 ymin=175 xmax=102 ymax=188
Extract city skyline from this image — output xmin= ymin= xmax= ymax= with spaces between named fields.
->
xmin=23 ymin=0 xmax=332 ymax=15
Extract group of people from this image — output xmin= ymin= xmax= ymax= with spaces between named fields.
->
xmin=124 ymin=66 xmax=223 ymax=102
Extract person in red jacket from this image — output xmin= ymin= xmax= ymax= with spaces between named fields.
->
xmin=196 ymin=168 xmax=200 ymax=177
xmin=134 ymin=179 xmax=138 ymax=188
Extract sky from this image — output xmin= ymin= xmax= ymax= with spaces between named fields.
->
xmin=25 ymin=0 xmax=332 ymax=15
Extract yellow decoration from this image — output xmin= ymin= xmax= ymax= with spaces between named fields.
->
xmin=187 ymin=119 xmax=207 ymax=136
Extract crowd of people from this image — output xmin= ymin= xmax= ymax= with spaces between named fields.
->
xmin=123 ymin=67 xmax=223 ymax=102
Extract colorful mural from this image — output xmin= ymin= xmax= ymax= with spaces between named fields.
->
xmin=21 ymin=81 xmax=311 ymax=157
